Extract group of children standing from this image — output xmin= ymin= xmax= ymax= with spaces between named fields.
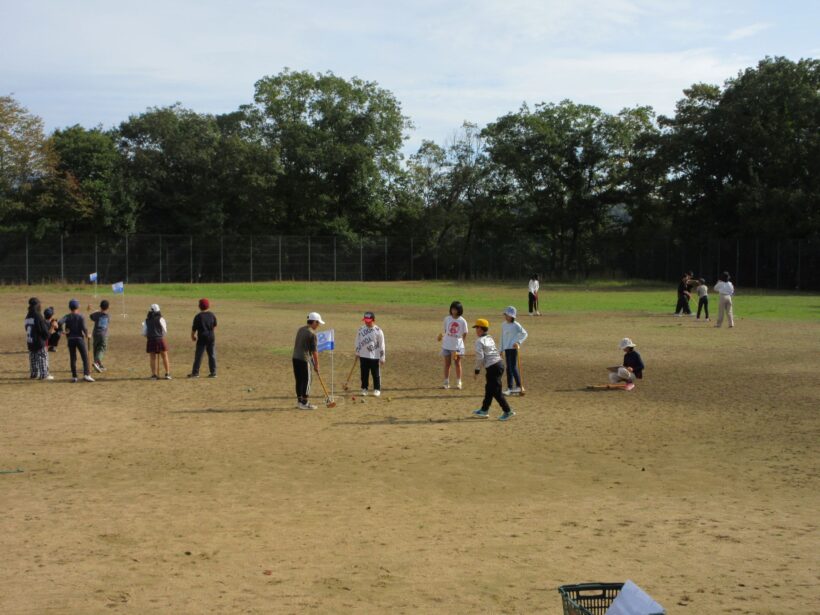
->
xmin=24 ymin=298 xmax=218 ymax=382
xmin=675 ymin=271 xmax=736 ymax=328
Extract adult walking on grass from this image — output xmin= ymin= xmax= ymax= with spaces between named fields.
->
xmin=528 ymin=274 xmax=541 ymax=315
xmin=714 ymin=272 xmax=735 ymax=328
xmin=188 ymin=299 xmax=217 ymax=378
xmin=674 ymin=271 xmax=693 ymax=316
xmin=293 ymin=312 xmax=324 ymax=410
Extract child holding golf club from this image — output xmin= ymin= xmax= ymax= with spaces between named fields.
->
xmin=500 ymin=306 xmax=528 ymax=395
xmin=528 ymin=274 xmax=541 ymax=315
xmin=605 ymin=337 xmax=644 ymax=390
xmin=438 ymin=300 xmax=468 ymax=389
xmin=355 ymin=311 xmax=385 ymax=396
xmin=89 ymin=299 xmax=111 ymax=372
xmin=188 ymin=298 xmax=217 ymax=378
xmin=292 ymin=312 xmax=324 ymax=410
xmin=60 ymin=299 xmax=94 ymax=382
xmin=142 ymin=304 xmax=171 ymax=380
xmin=471 ymin=318 xmax=515 ymax=421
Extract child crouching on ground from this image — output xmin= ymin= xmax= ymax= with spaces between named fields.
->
xmin=44 ymin=307 xmax=62 ymax=352
xmin=471 ymin=319 xmax=515 ymax=421
xmin=355 ymin=311 xmax=385 ymax=396
xmin=606 ymin=337 xmax=644 ymax=390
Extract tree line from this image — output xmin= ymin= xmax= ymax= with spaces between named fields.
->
xmin=1 ymin=57 xmax=817 ymax=277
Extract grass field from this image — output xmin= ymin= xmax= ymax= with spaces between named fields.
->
xmin=1 ymin=282 xmax=818 ymax=614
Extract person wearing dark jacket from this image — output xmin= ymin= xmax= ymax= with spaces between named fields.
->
xmin=188 ymin=298 xmax=217 ymax=378
xmin=143 ymin=304 xmax=171 ymax=380
xmin=59 ymin=299 xmax=94 ymax=382
xmin=25 ymin=297 xmax=52 ymax=380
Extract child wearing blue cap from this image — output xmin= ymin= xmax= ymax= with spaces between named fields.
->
xmin=59 ymin=299 xmax=94 ymax=382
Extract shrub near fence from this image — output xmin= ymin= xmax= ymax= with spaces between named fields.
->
xmin=0 ymin=233 xmax=817 ymax=290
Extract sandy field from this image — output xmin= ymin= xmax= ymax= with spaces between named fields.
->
xmin=1 ymin=291 xmax=818 ymax=614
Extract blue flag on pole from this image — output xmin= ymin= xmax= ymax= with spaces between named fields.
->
xmin=317 ymin=329 xmax=335 ymax=353
xmin=89 ymin=272 xmax=98 ymax=282
xmin=112 ymin=281 xmax=124 ymax=294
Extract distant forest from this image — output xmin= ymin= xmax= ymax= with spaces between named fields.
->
xmin=1 ymin=56 xmax=818 ymax=277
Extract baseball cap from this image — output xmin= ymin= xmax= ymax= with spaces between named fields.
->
xmin=44 ymin=307 xmax=54 ymax=319
xmin=619 ymin=337 xmax=636 ymax=350
xmin=68 ymin=299 xmax=80 ymax=310
xmin=472 ymin=318 xmax=490 ymax=329
xmin=199 ymin=298 xmax=210 ymax=310
xmin=362 ymin=311 xmax=375 ymax=322
xmin=307 ymin=311 xmax=325 ymax=324
xmin=503 ymin=306 xmax=517 ymax=318
xmin=150 ymin=303 xmax=161 ymax=313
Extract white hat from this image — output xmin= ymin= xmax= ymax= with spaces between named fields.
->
xmin=503 ymin=306 xmax=517 ymax=318
xmin=619 ymin=337 xmax=636 ymax=350
xmin=307 ymin=311 xmax=325 ymax=324
xmin=150 ymin=303 xmax=160 ymax=313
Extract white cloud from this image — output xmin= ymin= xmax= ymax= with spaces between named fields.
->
xmin=725 ymin=22 xmax=772 ymax=41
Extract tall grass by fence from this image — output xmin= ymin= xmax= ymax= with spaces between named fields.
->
xmin=0 ymin=233 xmax=817 ymax=290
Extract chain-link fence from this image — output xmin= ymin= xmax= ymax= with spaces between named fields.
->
xmin=0 ymin=233 xmax=817 ymax=289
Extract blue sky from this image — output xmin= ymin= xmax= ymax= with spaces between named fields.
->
xmin=1 ymin=0 xmax=817 ymax=152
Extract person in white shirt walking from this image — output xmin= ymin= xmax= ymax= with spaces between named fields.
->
xmin=695 ymin=278 xmax=710 ymax=321
xmin=438 ymin=301 xmax=468 ymax=389
xmin=714 ymin=271 xmax=735 ymax=328
xmin=500 ymin=306 xmax=528 ymax=395
xmin=528 ymin=274 xmax=541 ymax=315
xmin=471 ymin=318 xmax=515 ymax=420
xmin=355 ymin=311 xmax=386 ymax=396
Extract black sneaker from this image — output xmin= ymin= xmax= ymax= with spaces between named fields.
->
xmin=187 ymin=374 xmax=199 ymax=378
xmin=150 ymin=375 xmax=159 ymax=380
xmin=207 ymin=373 xmax=217 ymax=378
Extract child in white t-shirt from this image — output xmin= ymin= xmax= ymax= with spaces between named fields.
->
xmin=437 ymin=300 xmax=467 ymax=389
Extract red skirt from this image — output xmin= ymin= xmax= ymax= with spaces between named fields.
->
xmin=146 ymin=337 xmax=169 ymax=353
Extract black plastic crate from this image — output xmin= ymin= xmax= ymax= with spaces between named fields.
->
xmin=559 ymin=583 xmax=624 ymax=615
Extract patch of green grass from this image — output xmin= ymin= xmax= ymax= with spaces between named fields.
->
xmin=5 ymin=281 xmax=817 ymax=321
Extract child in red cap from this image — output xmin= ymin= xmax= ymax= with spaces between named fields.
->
xmin=188 ymin=298 xmax=217 ymax=378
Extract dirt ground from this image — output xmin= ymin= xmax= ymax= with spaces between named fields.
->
xmin=1 ymin=291 xmax=818 ymax=614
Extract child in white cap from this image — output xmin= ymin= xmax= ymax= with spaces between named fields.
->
xmin=606 ymin=338 xmax=644 ymax=391
xmin=142 ymin=304 xmax=171 ymax=380
xmin=500 ymin=306 xmax=528 ymax=395
xmin=292 ymin=312 xmax=324 ymax=409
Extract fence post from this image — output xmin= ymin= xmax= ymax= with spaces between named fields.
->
xmin=333 ymin=236 xmax=337 ymax=282
xmin=384 ymin=237 xmax=388 ymax=281
xmin=25 ymin=235 xmax=29 ymax=285
xmin=220 ymin=235 xmax=224 ymax=283
xmin=308 ymin=236 xmax=311 ymax=282
xmin=796 ymin=239 xmax=801 ymax=290
xmin=159 ymin=235 xmax=163 ymax=283
xmin=410 ymin=237 xmax=413 ymax=280
xmin=125 ymin=234 xmax=129 ymax=284
xmin=435 ymin=246 xmax=438 ymax=280
xmin=755 ymin=238 xmax=759 ymax=288
xmin=278 ymin=235 xmax=282 ymax=281
xmin=735 ymin=239 xmax=740 ymax=285
xmin=60 ymin=235 xmax=64 ymax=281
xmin=250 ymin=235 xmax=254 ymax=283
xmin=360 ymin=237 xmax=363 ymax=282
xmin=94 ymin=235 xmax=98 ymax=281
xmin=776 ymin=241 xmax=780 ymax=289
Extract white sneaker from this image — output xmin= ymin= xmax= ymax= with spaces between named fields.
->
xmin=360 ymin=389 xmax=368 ymax=396
xmin=503 ymin=388 xmax=512 ymax=396
xmin=297 ymin=402 xmax=317 ymax=410
xmin=44 ymin=375 xmax=54 ymax=381
xmin=456 ymin=380 xmax=462 ymax=390
xmin=512 ymin=387 xmax=521 ymax=394
xmin=442 ymin=380 xmax=450 ymax=389
xmin=373 ymin=390 xmax=381 ymax=397
xmin=83 ymin=375 xmax=95 ymax=382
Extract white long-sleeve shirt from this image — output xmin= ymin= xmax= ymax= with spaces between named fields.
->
xmin=528 ymin=279 xmax=540 ymax=294
xmin=355 ymin=325 xmax=386 ymax=361
xmin=714 ymin=281 xmax=735 ymax=296
xmin=500 ymin=320 xmax=528 ymax=350
xmin=474 ymin=334 xmax=502 ymax=371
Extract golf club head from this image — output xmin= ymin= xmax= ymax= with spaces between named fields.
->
xmin=325 ymin=399 xmax=337 ymax=408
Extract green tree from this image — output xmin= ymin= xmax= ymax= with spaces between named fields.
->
xmin=252 ymin=69 xmax=411 ymax=237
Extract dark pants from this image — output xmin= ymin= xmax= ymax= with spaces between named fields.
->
xmin=528 ymin=292 xmax=537 ymax=313
xmin=360 ymin=357 xmax=381 ymax=391
xmin=68 ymin=338 xmax=90 ymax=377
xmin=191 ymin=335 xmax=216 ymax=375
xmin=697 ymin=296 xmax=709 ymax=319
xmin=48 ymin=332 xmax=61 ymax=351
xmin=482 ymin=362 xmax=512 ymax=413
xmin=504 ymin=348 xmax=522 ymax=388
xmin=292 ymin=358 xmax=311 ymax=403
xmin=674 ymin=293 xmax=691 ymax=314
